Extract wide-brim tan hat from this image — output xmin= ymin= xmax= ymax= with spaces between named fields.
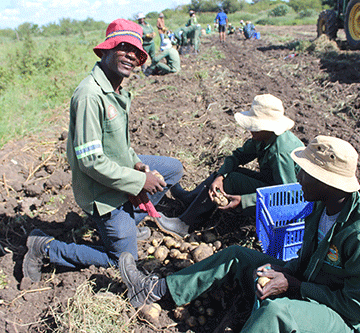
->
xmin=234 ymin=94 xmax=294 ymax=136
xmin=291 ymin=135 xmax=360 ymax=192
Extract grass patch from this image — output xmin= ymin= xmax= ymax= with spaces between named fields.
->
xmin=52 ymin=280 xmax=135 ymax=333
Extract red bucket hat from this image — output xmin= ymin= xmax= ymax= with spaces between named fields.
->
xmin=93 ymin=19 xmax=148 ymax=66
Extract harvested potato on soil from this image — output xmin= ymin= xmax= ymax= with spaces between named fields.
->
xmin=154 ymin=245 xmax=169 ymax=262
xmin=140 ymin=303 xmax=162 ymax=325
xmin=213 ymin=240 xmax=222 ymax=251
xmin=198 ymin=315 xmax=207 ymax=326
xmin=258 ymin=276 xmax=271 ymax=287
xmin=147 ymin=245 xmax=156 ymax=255
xmin=179 ymin=241 xmax=195 ymax=252
xmin=169 ymin=248 xmax=182 ymax=258
xmin=191 ymin=243 xmax=214 ymax=263
xmin=164 ymin=236 xmax=177 ymax=249
xmin=186 ymin=316 xmax=198 ymax=327
xmin=173 ymin=306 xmax=190 ymax=321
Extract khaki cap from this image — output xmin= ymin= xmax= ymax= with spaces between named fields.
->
xmin=291 ymin=136 xmax=360 ymax=192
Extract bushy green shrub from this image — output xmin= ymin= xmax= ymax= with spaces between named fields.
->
xmin=255 ymin=18 xmax=277 ymax=25
xmin=297 ymin=8 xmax=317 ymax=18
xmin=268 ymin=4 xmax=291 ymax=17
xmin=288 ymin=0 xmax=322 ymax=12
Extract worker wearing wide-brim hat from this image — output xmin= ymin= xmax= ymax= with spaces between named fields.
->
xmin=157 ymin=94 xmax=304 ymax=238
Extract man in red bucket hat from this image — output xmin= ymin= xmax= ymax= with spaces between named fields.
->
xmin=22 ymin=19 xmax=183 ymax=283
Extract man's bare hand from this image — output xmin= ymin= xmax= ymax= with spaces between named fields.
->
xmin=209 ymin=175 xmax=225 ymax=201
xmin=254 ymin=264 xmax=301 ymax=300
xmin=218 ymin=194 xmax=241 ymax=210
xmin=135 ymin=162 xmax=150 ymax=172
xmin=143 ymin=171 xmax=166 ymax=195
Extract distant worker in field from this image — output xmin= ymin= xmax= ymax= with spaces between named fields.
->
xmin=120 ymin=136 xmax=360 ymax=333
xmin=155 ymin=94 xmax=304 ymax=238
xmin=186 ymin=10 xmax=197 ymax=26
xmin=244 ymin=21 xmax=256 ymax=40
xmin=156 ymin=12 xmax=167 ymax=47
xmin=137 ymin=13 xmax=156 ymax=70
xmin=239 ymin=19 xmax=245 ymax=36
xmin=145 ymin=39 xmax=180 ymax=75
xmin=227 ymin=23 xmax=236 ymax=35
xmin=215 ymin=7 xmax=228 ymax=43
xmin=188 ymin=24 xmax=202 ymax=53
xmin=206 ymin=24 xmax=211 ymax=34
xmin=22 ymin=18 xmax=183 ymax=283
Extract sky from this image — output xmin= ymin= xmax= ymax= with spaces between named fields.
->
xmin=0 ymin=0 xmax=192 ymax=30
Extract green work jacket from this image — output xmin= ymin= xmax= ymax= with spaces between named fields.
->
xmin=154 ymin=48 xmax=181 ymax=72
xmin=140 ymin=21 xmax=155 ymax=46
xmin=217 ymin=131 xmax=303 ymax=210
xmin=285 ymin=191 xmax=360 ymax=330
xmin=66 ymin=63 xmax=146 ymax=216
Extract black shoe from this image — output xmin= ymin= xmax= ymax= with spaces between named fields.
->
xmin=119 ymin=252 xmax=161 ymax=308
xmin=155 ymin=213 xmax=189 ymax=239
xmin=22 ymin=229 xmax=54 ymax=282
xmin=137 ymin=226 xmax=151 ymax=241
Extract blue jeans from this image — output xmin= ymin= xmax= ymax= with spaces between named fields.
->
xmin=48 ymin=155 xmax=183 ymax=268
xmin=159 ymin=33 xmax=165 ymax=46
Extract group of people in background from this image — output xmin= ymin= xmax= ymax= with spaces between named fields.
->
xmin=135 ymin=9 xmax=259 ymax=76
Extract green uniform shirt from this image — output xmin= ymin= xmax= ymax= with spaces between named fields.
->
xmin=285 ymin=191 xmax=360 ymax=330
xmin=217 ymin=131 xmax=304 ymax=210
xmin=153 ymin=48 xmax=181 ymax=72
xmin=140 ymin=21 xmax=155 ymax=46
xmin=66 ymin=63 xmax=146 ymax=216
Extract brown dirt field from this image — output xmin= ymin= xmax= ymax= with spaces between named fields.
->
xmin=0 ymin=25 xmax=360 ymax=332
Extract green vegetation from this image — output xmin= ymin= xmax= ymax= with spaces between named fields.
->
xmin=0 ymin=0 xmax=325 ymax=148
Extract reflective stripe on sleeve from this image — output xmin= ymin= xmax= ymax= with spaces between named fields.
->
xmin=75 ymin=140 xmax=103 ymax=159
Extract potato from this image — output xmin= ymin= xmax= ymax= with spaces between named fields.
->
xmin=164 ymin=237 xmax=177 ymax=249
xmin=152 ymin=239 xmax=159 ymax=247
xmin=194 ymin=299 xmax=202 ymax=308
xmin=258 ymin=276 xmax=271 ymax=287
xmin=173 ymin=306 xmax=190 ymax=321
xmin=169 ymin=248 xmax=182 ymax=258
xmin=214 ymin=240 xmax=222 ymax=251
xmin=179 ymin=242 xmax=193 ymax=252
xmin=185 ymin=316 xmax=198 ymax=327
xmin=213 ymin=191 xmax=228 ymax=207
xmin=206 ymin=308 xmax=215 ymax=317
xmin=198 ymin=315 xmax=206 ymax=326
xmin=154 ymin=245 xmax=169 ymax=262
xmin=147 ymin=246 xmax=156 ymax=255
xmin=191 ymin=243 xmax=214 ymax=263
xmin=140 ymin=303 xmax=162 ymax=325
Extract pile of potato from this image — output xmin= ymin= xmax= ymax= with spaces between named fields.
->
xmin=146 ymin=231 xmax=222 ymax=268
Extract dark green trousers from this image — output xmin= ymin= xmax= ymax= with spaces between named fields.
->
xmin=166 ymin=245 xmax=354 ymax=332
xmin=143 ymin=42 xmax=155 ymax=63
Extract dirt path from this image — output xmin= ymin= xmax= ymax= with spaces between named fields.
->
xmin=0 ymin=25 xmax=359 ymax=332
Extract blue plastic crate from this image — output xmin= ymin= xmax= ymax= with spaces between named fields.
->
xmin=256 ymin=183 xmax=313 ymax=261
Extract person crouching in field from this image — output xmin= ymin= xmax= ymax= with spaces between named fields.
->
xmin=22 ymin=19 xmax=183 ymax=283
xmin=119 ymin=135 xmax=360 ymax=333
xmin=145 ymin=39 xmax=180 ymax=76
xmin=154 ymin=94 xmax=304 ymax=238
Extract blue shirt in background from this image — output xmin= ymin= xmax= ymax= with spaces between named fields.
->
xmin=216 ymin=12 xmax=228 ymax=26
